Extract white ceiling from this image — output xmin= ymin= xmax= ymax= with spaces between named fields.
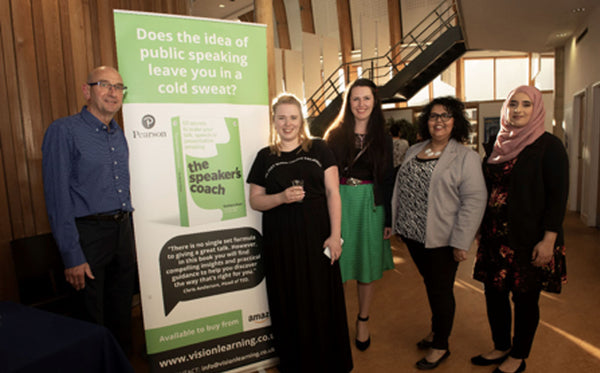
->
xmin=190 ymin=0 xmax=253 ymax=20
xmin=191 ymin=0 xmax=598 ymax=53
xmin=459 ymin=0 xmax=597 ymax=53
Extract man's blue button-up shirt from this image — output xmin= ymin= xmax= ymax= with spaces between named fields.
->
xmin=42 ymin=106 xmax=133 ymax=268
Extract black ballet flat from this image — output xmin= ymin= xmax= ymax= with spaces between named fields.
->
xmin=471 ymin=353 xmax=509 ymax=366
xmin=416 ymin=350 xmax=450 ymax=370
xmin=355 ymin=314 xmax=371 ymax=351
xmin=417 ymin=338 xmax=433 ymax=350
xmin=493 ymin=360 xmax=526 ymax=373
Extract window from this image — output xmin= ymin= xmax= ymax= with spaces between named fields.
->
xmin=464 ymin=59 xmax=494 ymax=101
xmin=495 ymin=58 xmax=528 ymax=99
xmin=432 ymin=75 xmax=456 ymax=98
xmin=407 ymin=84 xmax=430 ymax=107
xmin=535 ymin=57 xmax=554 ymax=91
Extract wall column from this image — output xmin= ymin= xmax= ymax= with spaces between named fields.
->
xmin=336 ymin=0 xmax=353 ymax=83
xmin=553 ymin=46 xmax=565 ymax=141
xmin=255 ymin=0 xmax=276 ymax=104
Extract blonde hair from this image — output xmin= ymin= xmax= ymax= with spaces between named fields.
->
xmin=269 ymin=93 xmax=312 ymax=155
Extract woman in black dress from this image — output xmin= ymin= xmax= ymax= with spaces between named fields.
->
xmin=247 ymin=94 xmax=352 ymax=372
xmin=472 ymin=86 xmax=568 ymax=373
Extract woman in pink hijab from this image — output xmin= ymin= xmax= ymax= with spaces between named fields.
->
xmin=471 ymin=86 xmax=569 ymax=373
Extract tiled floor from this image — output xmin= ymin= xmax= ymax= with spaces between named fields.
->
xmin=131 ymin=212 xmax=600 ymax=372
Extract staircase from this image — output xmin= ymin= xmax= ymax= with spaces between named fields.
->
xmin=306 ymin=0 xmax=466 ymax=136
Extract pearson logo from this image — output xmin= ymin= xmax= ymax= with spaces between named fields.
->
xmin=132 ymin=113 xmax=167 ymax=139
xmin=142 ymin=114 xmax=156 ymax=129
xmin=248 ymin=311 xmax=270 ymax=324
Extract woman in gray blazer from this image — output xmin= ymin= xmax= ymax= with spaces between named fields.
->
xmin=392 ymin=96 xmax=487 ymax=370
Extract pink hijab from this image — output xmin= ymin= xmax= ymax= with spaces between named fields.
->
xmin=488 ymin=85 xmax=546 ymax=164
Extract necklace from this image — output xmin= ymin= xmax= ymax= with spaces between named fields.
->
xmin=424 ymin=148 xmax=442 ymax=157
xmin=355 ymin=133 xmax=366 ymax=149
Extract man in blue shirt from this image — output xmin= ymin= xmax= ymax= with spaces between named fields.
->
xmin=42 ymin=66 xmax=136 ymax=354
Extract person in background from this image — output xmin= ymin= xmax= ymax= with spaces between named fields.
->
xmin=392 ymin=96 xmax=487 ymax=370
xmin=325 ymin=78 xmax=395 ymax=352
xmin=247 ymin=94 xmax=352 ymax=373
xmin=390 ymin=122 xmax=409 ymax=173
xmin=471 ymin=86 xmax=568 ymax=373
xmin=42 ymin=66 xmax=136 ymax=354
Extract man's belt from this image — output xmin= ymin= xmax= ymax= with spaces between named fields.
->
xmin=79 ymin=210 xmax=130 ymax=222
xmin=340 ymin=177 xmax=373 ymax=186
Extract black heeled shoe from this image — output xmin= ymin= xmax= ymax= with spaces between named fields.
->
xmin=471 ymin=353 xmax=509 ymax=366
xmin=355 ymin=314 xmax=371 ymax=351
xmin=493 ymin=360 xmax=526 ymax=373
xmin=416 ymin=350 xmax=450 ymax=370
xmin=417 ymin=338 xmax=433 ymax=350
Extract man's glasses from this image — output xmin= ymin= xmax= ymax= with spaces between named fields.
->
xmin=428 ymin=113 xmax=453 ymax=122
xmin=88 ymin=81 xmax=127 ymax=93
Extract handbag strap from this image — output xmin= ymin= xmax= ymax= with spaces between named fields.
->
xmin=343 ymin=141 xmax=371 ymax=176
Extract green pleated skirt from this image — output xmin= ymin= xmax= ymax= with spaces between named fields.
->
xmin=339 ymin=183 xmax=394 ymax=283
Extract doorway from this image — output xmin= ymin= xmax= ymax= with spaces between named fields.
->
xmin=593 ymin=84 xmax=600 ymax=228
xmin=573 ymin=92 xmax=585 ymax=214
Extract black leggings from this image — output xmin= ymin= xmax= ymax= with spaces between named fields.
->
xmin=404 ymin=237 xmax=458 ymax=350
xmin=484 ymin=284 xmax=541 ymax=359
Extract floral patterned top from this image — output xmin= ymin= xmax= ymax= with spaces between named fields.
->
xmin=473 ymin=158 xmax=567 ymax=294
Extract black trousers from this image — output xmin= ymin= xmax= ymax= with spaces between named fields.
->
xmin=404 ymin=237 xmax=458 ymax=350
xmin=75 ymin=215 xmax=137 ymax=354
xmin=484 ymin=284 xmax=541 ymax=359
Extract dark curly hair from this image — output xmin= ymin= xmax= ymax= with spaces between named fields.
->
xmin=417 ymin=96 xmax=471 ymax=143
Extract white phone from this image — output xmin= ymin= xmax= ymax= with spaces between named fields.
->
xmin=324 ymin=238 xmax=344 ymax=259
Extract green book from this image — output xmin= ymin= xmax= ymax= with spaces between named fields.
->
xmin=171 ymin=116 xmax=246 ymax=226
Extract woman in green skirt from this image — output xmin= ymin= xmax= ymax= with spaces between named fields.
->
xmin=325 ymin=78 xmax=395 ymax=351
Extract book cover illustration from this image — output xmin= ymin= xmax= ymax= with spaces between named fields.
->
xmin=172 ymin=116 xmax=246 ymax=226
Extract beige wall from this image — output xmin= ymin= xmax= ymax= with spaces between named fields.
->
xmin=563 ymin=6 xmax=600 ymax=225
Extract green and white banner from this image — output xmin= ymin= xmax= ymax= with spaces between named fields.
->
xmin=114 ymin=10 xmax=275 ymax=372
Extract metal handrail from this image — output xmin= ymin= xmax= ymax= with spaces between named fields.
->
xmin=305 ymin=0 xmax=459 ymax=119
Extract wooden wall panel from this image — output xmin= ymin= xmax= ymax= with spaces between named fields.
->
xmin=130 ymin=0 xmax=142 ymax=11
xmin=97 ymin=0 xmax=116 ymax=65
xmin=274 ymin=0 xmax=291 ymax=50
xmin=299 ymin=0 xmax=315 ymax=33
xmin=0 ymin=0 xmax=190 ymax=301
xmin=62 ymin=0 xmax=89 ymax=114
xmin=59 ymin=0 xmax=76 ymax=114
xmin=10 ymin=0 xmax=38 ymax=236
xmin=32 ymin=1 xmax=52 ymax=128
xmin=256 ymin=0 xmax=276 ymax=103
xmin=336 ymin=0 xmax=353 ymax=68
xmin=87 ymin=0 xmax=102 ymax=68
xmin=14 ymin=0 xmax=48 ymax=235
xmin=0 ymin=0 xmax=19 ymax=301
xmin=41 ymin=0 xmax=69 ymax=120
xmin=0 ymin=0 xmax=27 ymax=241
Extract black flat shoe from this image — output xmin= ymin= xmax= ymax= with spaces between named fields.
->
xmin=416 ymin=350 xmax=450 ymax=370
xmin=417 ymin=338 xmax=433 ymax=350
xmin=355 ymin=314 xmax=370 ymax=351
xmin=493 ymin=360 xmax=526 ymax=373
xmin=471 ymin=353 xmax=509 ymax=366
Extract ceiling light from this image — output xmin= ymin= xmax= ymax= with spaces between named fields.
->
xmin=571 ymin=8 xmax=585 ymax=13
xmin=219 ymin=4 xmax=225 ymax=8
xmin=556 ymin=32 xmax=568 ymax=38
